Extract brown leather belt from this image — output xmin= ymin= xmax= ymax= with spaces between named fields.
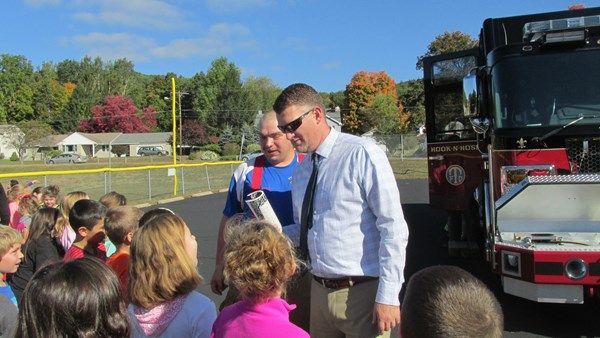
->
xmin=313 ymin=275 xmax=378 ymax=289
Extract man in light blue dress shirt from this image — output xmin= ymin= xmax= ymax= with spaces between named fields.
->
xmin=273 ymin=83 xmax=408 ymax=337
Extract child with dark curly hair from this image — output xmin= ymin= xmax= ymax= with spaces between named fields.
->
xmin=210 ymin=220 xmax=308 ymax=338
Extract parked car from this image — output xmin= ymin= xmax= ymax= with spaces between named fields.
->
xmin=240 ymin=150 xmax=262 ymax=161
xmin=46 ymin=153 xmax=88 ymax=164
xmin=137 ymin=146 xmax=168 ymax=156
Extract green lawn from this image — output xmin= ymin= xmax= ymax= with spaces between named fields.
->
xmin=0 ymin=156 xmax=427 ymax=204
xmin=0 ymin=156 xmax=238 ymax=204
xmin=389 ymin=158 xmax=428 ymax=180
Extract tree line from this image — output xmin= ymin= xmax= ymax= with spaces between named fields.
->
xmin=0 ymin=31 xmax=476 ymax=151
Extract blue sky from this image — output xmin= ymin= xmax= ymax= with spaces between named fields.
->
xmin=3 ymin=0 xmax=600 ymax=92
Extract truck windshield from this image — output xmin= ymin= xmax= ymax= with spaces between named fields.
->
xmin=491 ymin=50 xmax=600 ymax=129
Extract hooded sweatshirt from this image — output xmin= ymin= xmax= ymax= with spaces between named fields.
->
xmin=129 ymin=291 xmax=216 ymax=338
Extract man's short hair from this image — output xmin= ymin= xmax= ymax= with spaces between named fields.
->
xmin=258 ymin=110 xmax=276 ymax=128
xmin=401 ymin=265 xmax=503 ymax=338
xmin=273 ymin=83 xmax=324 ymax=114
xmin=105 ymin=206 xmax=142 ymax=245
xmin=69 ymin=199 xmax=107 ymax=231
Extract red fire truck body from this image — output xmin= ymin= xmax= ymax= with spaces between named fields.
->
xmin=423 ymin=7 xmax=600 ymax=303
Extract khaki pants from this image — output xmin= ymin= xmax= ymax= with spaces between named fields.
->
xmin=310 ymin=278 xmax=390 ymax=338
xmin=218 ymin=272 xmax=312 ymax=333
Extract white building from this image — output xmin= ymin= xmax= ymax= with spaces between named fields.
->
xmin=28 ymin=132 xmax=172 ymax=158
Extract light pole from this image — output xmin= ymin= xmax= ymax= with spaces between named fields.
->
xmin=177 ymin=92 xmax=188 ymax=160
xmin=165 ymin=91 xmax=188 ymax=161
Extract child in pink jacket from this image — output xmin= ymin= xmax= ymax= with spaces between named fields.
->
xmin=210 ymin=220 xmax=308 ymax=338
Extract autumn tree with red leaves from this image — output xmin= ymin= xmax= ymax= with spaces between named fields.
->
xmin=79 ymin=95 xmax=157 ymax=133
xmin=181 ymin=119 xmax=210 ymax=146
xmin=344 ymin=71 xmax=408 ymax=134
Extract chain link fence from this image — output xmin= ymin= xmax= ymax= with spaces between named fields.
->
xmin=0 ymin=162 xmax=237 ymax=205
xmin=1 ymin=133 xmax=428 ymax=204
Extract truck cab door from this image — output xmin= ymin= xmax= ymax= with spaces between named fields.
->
xmin=423 ymin=48 xmax=484 ymax=210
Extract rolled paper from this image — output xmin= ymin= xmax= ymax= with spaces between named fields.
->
xmin=245 ymin=190 xmax=282 ymax=231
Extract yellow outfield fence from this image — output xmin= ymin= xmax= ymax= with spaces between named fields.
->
xmin=0 ymin=161 xmax=241 ymax=204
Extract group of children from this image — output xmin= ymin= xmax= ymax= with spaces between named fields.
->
xmin=0 ymin=183 xmax=310 ymax=337
xmin=0 ymin=181 xmax=504 ymax=338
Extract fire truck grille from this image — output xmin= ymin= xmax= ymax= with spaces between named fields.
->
xmin=566 ymin=138 xmax=600 ymax=174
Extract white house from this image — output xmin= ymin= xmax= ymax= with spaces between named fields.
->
xmin=110 ymin=132 xmax=171 ymax=156
xmin=28 ymin=132 xmax=172 ymax=158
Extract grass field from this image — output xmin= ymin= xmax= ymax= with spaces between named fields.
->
xmin=0 ymin=156 xmax=427 ymax=204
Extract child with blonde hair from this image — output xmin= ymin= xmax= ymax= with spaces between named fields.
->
xmin=54 ymin=191 xmax=89 ymax=251
xmin=210 ymin=220 xmax=308 ymax=338
xmin=129 ymin=212 xmax=216 ymax=337
xmin=0 ymin=226 xmax=23 ymax=336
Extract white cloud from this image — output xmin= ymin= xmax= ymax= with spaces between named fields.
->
xmin=206 ymin=0 xmax=275 ymax=13
xmin=72 ymin=0 xmax=186 ymax=30
xmin=69 ymin=23 xmax=255 ymax=62
xmin=71 ymin=32 xmax=156 ymax=62
xmin=23 ymin=0 xmax=61 ymax=6
xmin=152 ymin=23 xmax=255 ymax=58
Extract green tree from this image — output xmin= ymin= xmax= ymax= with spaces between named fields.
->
xmin=328 ymin=91 xmax=346 ymax=110
xmin=218 ymin=125 xmax=236 ymax=149
xmin=396 ymin=79 xmax=425 ymax=132
xmin=58 ymin=57 xmax=105 ymax=132
xmin=56 ymin=59 xmax=81 ymax=84
xmin=191 ymin=57 xmax=251 ymax=133
xmin=367 ymin=94 xmax=403 ymax=134
xmin=144 ymin=75 xmax=171 ymax=131
xmin=416 ymin=31 xmax=478 ymax=70
xmin=242 ymin=76 xmax=280 ymax=113
xmin=32 ymin=62 xmax=71 ymax=126
xmin=241 ymin=122 xmax=259 ymax=148
xmin=0 ymin=54 xmax=35 ymax=123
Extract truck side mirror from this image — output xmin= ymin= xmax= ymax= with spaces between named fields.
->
xmin=470 ymin=116 xmax=491 ymax=135
xmin=463 ymin=71 xmax=479 ymax=117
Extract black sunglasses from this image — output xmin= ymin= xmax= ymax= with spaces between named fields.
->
xmin=277 ymin=108 xmax=314 ymax=133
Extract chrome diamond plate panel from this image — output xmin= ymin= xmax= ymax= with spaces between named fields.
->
xmin=497 ymin=174 xmax=600 ymax=208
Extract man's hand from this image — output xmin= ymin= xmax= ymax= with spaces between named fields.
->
xmin=372 ymin=303 xmax=400 ymax=333
xmin=210 ymin=265 xmax=227 ymax=295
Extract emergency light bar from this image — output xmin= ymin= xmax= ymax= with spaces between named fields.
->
xmin=523 ymin=15 xmax=600 ymax=42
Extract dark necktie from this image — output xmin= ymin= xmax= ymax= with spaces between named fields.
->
xmin=299 ymin=153 xmax=319 ymax=263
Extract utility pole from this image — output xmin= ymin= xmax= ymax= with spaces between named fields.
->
xmin=177 ymin=92 xmax=188 ymax=160
xmin=166 ymin=92 xmax=188 ymax=161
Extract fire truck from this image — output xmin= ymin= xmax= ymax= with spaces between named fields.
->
xmin=423 ymin=7 xmax=600 ymax=304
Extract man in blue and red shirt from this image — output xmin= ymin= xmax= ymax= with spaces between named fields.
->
xmin=210 ymin=110 xmax=309 ymax=331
